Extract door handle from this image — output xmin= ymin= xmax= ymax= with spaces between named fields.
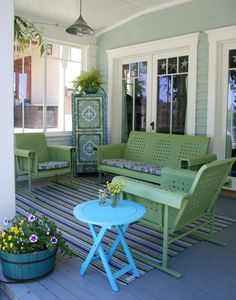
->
xmin=150 ymin=121 xmax=155 ymax=130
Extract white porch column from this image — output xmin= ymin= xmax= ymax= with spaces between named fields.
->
xmin=0 ymin=0 xmax=15 ymax=221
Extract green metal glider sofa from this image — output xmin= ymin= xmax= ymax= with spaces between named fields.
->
xmin=112 ymin=157 xmax=236 ymax=278
xmin=97 ymin=131 xmax=216 ymax=184
xmin=15 ymin=133 xmax=74 ymax=191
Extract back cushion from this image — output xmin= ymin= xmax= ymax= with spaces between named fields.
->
xmin=15 ymin=133 xmax=49 ymax=163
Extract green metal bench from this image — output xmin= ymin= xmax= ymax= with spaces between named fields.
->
xmin=97 ymin=131 xmax=216 ymax=184
xmin=15 ymin=133 xmax=75 ymax=192
xmin=112 ymin=157 xmax=236 ymax=278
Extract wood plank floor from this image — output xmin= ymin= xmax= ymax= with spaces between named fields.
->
xmin=1 ymin=177 xmax=236 ymax=300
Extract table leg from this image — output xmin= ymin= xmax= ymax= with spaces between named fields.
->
xmin=107 ymin=224 xmax=129 ymax=261
xmin=115 ymin=225 xmax=140 ymax=278
xmin=80 ymin=225 xmax=107 ymax=276
xmin=81 ymin=224 xmax=119 ymax=292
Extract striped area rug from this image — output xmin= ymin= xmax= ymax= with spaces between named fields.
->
xmin=16 ymin=178 xmax=236 ymax=285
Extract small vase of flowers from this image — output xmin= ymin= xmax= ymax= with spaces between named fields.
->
xmin=0 ymin=211 xmax=73 ymax=280
xmin=106 ymin=181 xmax=127 ymax=208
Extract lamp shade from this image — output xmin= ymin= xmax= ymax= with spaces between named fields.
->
xmin=66 ymin=15 xmax=94 ymax=36
xmin=66 ymin=0 xmax=94 ymax=37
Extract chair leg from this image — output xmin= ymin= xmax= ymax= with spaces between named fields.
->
xmin=99 ymin=172 xmax=102 ymax=184
xmin=27 ymin=158 xmax=31 ymax=192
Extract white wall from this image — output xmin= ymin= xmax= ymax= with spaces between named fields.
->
xmin=0 ymin=0 xmax=15 ymax=221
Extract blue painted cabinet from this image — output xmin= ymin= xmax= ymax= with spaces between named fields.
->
xmin=72 ymin=93 xmax=107 ymax=174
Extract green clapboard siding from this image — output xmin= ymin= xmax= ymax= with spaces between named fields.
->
xmin=96 ymin=0 xmax=236 ymax=135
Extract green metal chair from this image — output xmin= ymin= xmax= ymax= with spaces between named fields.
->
xmin=15 ymin=133 xmax=75 ymax=192
xmin=112 ymin=157 xmax=236 ymax=278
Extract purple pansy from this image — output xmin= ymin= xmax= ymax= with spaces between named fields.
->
xmin=28 ymin=214 xmax=36 ymax=222
xmin=29 ymin=234 xmax=38 ymax=243
xmin=50 ymin=237 xmax=58 ymax=244
xmin=3 ymin=218 xmax=8 ymax=225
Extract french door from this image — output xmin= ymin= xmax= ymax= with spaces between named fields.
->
xmin=121 ymin=53 xmax=190 ymax=141
xmin=207 ymin=26 xmax=236 ymax=189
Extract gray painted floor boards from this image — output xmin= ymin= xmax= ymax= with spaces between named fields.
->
xmin=1 ymin=177 xmax=236 ymax=300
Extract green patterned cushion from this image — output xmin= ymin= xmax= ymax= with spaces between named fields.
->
xmin=102 ymin=159 xmax=162 ymax=175
xmin=38 ymin=161 xmax=69 ymax=171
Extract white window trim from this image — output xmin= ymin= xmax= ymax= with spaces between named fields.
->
xmin=206 ymin=25 xmax=236 ymax=159
xmin=107 ymin=32 xmax=199 ymax=143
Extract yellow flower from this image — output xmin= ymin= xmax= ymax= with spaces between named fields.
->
xmin=10 ymin=243 xmax=13 ymax=248
xmin=1 ymin=231 xmax=6 ymax=238
xmin=8 ymin=235 xmax=12 ymax=241
xmin=20 ymin=220 xmax=24 ymax=225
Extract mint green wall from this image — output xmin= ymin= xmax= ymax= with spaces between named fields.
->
xmin=96 ymin=0 xmax=236 ymax=135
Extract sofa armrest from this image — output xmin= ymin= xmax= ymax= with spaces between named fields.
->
xmin=48 ymin=145 xmax=75 ymax=163
xmin=15 ymin=148 xmax=35 ymax=158
xmin=180 ymin=154 xmax=217 ymax=170
xmin=160 ymin=167 xmax=196 ymax=192
xmin=96 ymin=143 xmax=127 ymax=167
xmin=112 ymin=175 xmax=189 ymax=209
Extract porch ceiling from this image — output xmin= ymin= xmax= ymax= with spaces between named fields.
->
xmin=14 ymin=0 xmax=193 ymax=35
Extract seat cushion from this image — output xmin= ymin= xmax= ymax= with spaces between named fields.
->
xmin=102 ymin=159 xmax=161 ymax=176
xmin=37 ymin=161 xmax=69 ymax=171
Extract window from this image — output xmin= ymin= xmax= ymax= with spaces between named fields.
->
xmin=14 ymin=41 xmax=83 ymax=133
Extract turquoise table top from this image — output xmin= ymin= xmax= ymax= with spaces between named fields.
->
xmin=73 ymin=199 xmax=146 ymax=226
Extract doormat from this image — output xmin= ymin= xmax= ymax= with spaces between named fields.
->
xmin=15 ymin=178 xmax=236 ymax=285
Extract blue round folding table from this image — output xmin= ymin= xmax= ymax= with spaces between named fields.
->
xmin=73 ymin=199 xmax=146 ymax=292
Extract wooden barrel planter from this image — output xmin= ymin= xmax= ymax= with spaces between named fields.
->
xmin=0 ymin=249 xmax=57 ymax=280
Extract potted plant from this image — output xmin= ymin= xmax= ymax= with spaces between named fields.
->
xmin=14 ymin=15 xmax=45 ymax=56
xmin=106 ymin=181 xmax=127 ymax=208
xmin=73 ymin=68 xmax=103 ymax=94
xmin=0 ymin=211 xmax=73 ymax=280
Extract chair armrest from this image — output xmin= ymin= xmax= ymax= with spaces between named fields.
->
xmin=160 ymin=167 xmax=196 ymax=192
xmin=15 ymin=148 xmax=35 ymax=158
xmin=180 ymin=154 xmax=217 ymax=170
xmin=96 ymin=143 xmax=127 ymax=167
xmin=48 ymin=145 xmax=75 ymax=162
xmin=112 ymin=176 xmax=189 ymax=209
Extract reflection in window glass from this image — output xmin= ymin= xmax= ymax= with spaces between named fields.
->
xmin=157 ymin=56 xmax=188 ymax=134
xmin=122 ymin=61 xmax=147 ymax=142
xmin=226 ymin=49 xmax=236 ymax=177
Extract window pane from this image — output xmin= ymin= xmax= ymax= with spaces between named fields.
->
xmin=168 ymin=57 xmax=177 ymax=74
xmin=46 ymin=56 xmax=61 ymax=132
xmin=158 ymin=59 xmax=166 ymax=75
xmin=229 ymin=49 xmax=236 ymax=69
xmin=179 ymin=56 xmax=188 ymax=73
xmin=172 ymin=74 xmax=188 ymax=134
xmin=71 ymin=47 xmax=82 ymax=62
xmin=156 ymin=76 xmax=171 ymax=133
xmin=122 ymin=61 xmax=147 ymax=141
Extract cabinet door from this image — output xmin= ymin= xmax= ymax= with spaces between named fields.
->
xmin=76 ymin=132 xmax=102 ymax=173
xmin=75 ymin=96 xmax=103 ymax=131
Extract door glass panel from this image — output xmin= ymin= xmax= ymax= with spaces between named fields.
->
xmin=122 ymin=61 xmax=147 ymax=142
xmin=226 ymin=49 xmax=236 ymax=176
xmin=156 ymin=76 xmax=171 ymax=132
xmin=156 ymin=56 xmax=188 ymax=134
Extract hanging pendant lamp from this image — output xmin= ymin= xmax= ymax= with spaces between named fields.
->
xmin=66 ymin=0 xmax=94 ymax=36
